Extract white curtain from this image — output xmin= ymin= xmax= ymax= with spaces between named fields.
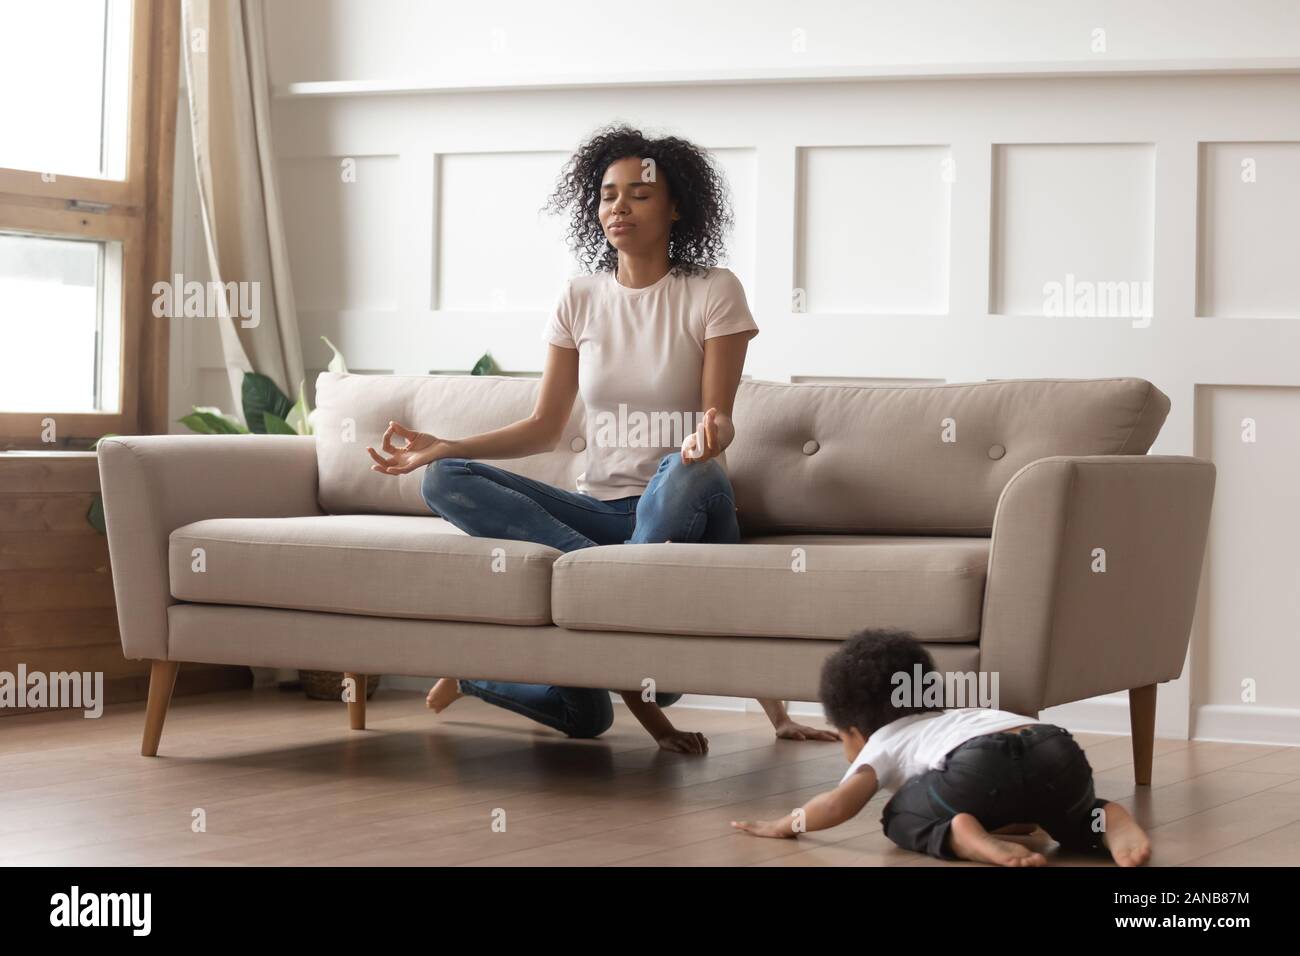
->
xmin=180 ymin=0 xmax=304 ymax=406
xmin=181 ymin=0 xmax=303 ymax=686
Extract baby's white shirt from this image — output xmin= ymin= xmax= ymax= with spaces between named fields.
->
xmin=840 ymin=708 xmax=1044 ymax=792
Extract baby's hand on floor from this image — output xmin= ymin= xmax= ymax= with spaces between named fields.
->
xmin=731 ymin=818 xmax=798 ymax=839
xmin=656 ymin=729 xmax=709 ymax=754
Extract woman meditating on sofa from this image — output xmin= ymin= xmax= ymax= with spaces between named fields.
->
xmin=366 ymin=124 xmax=835 ymax=754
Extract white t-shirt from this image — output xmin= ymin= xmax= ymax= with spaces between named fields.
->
xmin=839 ymin=709 xmax=1044 ymax=792
xmin=540 ymin=266 xmax=759 ymax=500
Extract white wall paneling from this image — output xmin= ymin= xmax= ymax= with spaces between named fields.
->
xmin=251 ymin=66 xmax=1300 ymax=744
xmin=1197 ymin=141 xmax=1300 ymax=319
xmin=789 ymin=376 xmax=946 ymax=386
xmin=1191 ymin=384 xmax=1300 ymax=744
xmin=279 ymin=155 xmax=401 ymax=312
xmin=436 ymin=151 xmax=573 ymax=312
xmin=709 ymin=148 xmax=758 ymax=296
xmin=797 ymin=145 xmax=952 ymax=314
xmin=990 ymin=143 xmax=1155 ymax=318
xmin=263 ymin=0 xmax=1300 ymax=91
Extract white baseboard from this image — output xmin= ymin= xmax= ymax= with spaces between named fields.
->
xmin=380 ymin=675 xmax=436 ymax=694
xmin=1044 ymin=696 xmax=1300 ymax=747
xmin=253 ymin=666 xmax=295 ymax=687
xmin=383 ymin=680 xmax=1141 ymax=734
xmin=1041 ymin=695 xmax=1136 ymax=738
xmin=1043 ymin=692 xmax=1191 ymax=740
xmin=377 ymin=680 xmax=824 ymax=719
xmin=620 ymin=693 xmax=825 ymax=718
xmin=1192 ymin=704 xmax=1300 ymax=746
xmin=373 ymin=677 xmax=1300 ymax=747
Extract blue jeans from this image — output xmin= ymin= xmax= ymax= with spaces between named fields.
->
xmin=420 ymin=451 xmax=741 ymax=737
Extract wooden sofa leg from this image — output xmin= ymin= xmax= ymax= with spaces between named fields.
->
xmin=345 ymin=673 xmax=366 ymax=730
xmin=141 ymin=660 xmax=180 ymax=757
xmin=1129 ymin=684 xmax=1157 ymax=786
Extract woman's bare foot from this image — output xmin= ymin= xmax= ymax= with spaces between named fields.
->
xmin=426 ymin=678 xmax=463 ymax=713
xmin=1099 ymin=801 xmax=1151 ymax=867
xmin=948 ymin=813 xmax=1048 ymax=866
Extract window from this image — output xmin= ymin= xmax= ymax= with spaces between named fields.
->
xmin=0 ymin=0 xmax=171 ymax=447
xmin=0 ymin=0 xmax=133 ymax=180
xmin=0 ymin=234 xmax=123 ymax=413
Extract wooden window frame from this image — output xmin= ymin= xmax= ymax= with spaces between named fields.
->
xmin=0 ymin=0 xmax=179 ymax=449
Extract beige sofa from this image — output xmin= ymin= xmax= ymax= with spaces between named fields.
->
xmin=98 ymin=374 xmax=1215 ymax=783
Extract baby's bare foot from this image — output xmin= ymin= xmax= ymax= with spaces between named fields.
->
xmin=1099 ymin=802 xmax=1151 ymax=867
xmin=426 ymin=678 xmax=463 ymax=713
xmin=992 ymin=823 xmax=1056 ymax=853
xmin=991 ymin=823 xmax=1038 ymax=834
xmin=949 ymin=813 xmax=1047 ymax=866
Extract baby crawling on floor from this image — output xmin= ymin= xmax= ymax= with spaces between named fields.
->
xmin=732 ymin=628 xmax=1151 ymax=866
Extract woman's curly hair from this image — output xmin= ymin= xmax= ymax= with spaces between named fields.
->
xmin=542 ymin=123 xmax=734 ymax=277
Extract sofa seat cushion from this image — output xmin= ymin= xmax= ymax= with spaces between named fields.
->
xmin=169 ymin=515 xmax=558 ymax=625
xmin=551 ymin=535 xmax=989 ymax=642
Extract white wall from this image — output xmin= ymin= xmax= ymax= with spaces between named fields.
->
xmin=171 ymin=2 xmax=1300 ymax=743
xmin=262 ymin=0 xmax=1300 ymax=86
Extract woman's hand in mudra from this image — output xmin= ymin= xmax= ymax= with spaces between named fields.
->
xmin=367 ymin=421 xmax=444 ymax=476
xmin=680 ymin=406 xmax=721 ymax=465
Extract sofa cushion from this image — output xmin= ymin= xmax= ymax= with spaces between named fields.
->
xmin=726 ymin=377 xmax=1169 ymax=535
xmin=313 ymin=372 xmax=586 ymax=517
xmin=551 ymin=535 xmax=989 ymax=642
xmin=169 ymin=514 xmax=558 ymax=625
xmin=313 ymin=373 xmax=1169 ymax=534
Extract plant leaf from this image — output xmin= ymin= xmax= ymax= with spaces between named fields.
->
xmin=286 ymin=379 xmax=312 ymax=435
xmin=321 ymin=335 xmax=348 ymax=374
xmin=196 ymin=406 xmax=250 ymax=432
xmin=242 ymin=372 xmax=293 ymax=435
xmin=87 ymin=495 xmax=106 ymax=534
xmin=470 ymin=352 xmax=498 ymax=376
xmin=263 ymin=412 xmax=297 ymax=435
xmin=179 ymin=408 xmax=248 ymax=434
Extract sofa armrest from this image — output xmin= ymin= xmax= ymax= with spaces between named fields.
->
xmin=97 ymin=435 xmax=322 ymax=661
xmin=979 ymin=455 xmax=1215 ymax=715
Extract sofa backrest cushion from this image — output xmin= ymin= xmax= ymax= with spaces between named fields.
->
xmin=313 ymin=373 xmax=585 ymax=517
xmin=314 ymin=372 xmax=1168 ymax=533
xmin=726 ymin=377 xmax=1169 ymax=535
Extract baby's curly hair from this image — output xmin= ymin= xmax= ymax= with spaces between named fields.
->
xmin=542 ymin=123 xmax=733 ymax=277
xmin=820 ymin=628 xmax=944 ymax=736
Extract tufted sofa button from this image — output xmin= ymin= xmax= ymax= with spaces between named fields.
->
xmin=802 ymin=439 xmax=820 ymax=456
xmin=988 ymin=443 xmax=1006 ymax=460
xmin=570 ymin=436 xmax=586 ymax=453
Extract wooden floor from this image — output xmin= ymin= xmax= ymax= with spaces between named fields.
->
xmin=3 ymin=687 xmax=1300 ymax=866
